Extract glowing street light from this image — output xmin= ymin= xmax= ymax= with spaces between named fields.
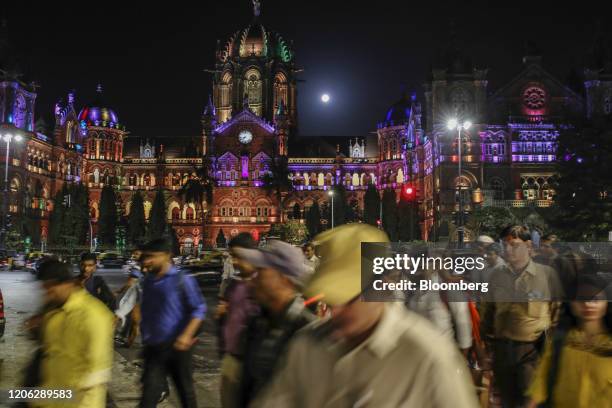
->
xmin=1 ymin=131 xmax=24 ymax=249
xmin=447 ymin=118 xmax=472 ymax=247
xmin=327 ymin=190 xmax=334 ymax=229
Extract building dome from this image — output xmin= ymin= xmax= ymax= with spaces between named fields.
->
xmin=383 ymin=92 xmax=415 ymax=124
xmin=217 ymin=22 xmax=294 ymax=63
xmin=77 ymin=84 xmax=122 ymax=129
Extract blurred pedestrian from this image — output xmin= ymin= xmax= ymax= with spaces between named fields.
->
xmin=216 ymin=232 xmax=261 ymax=408
xmin=139 ymin=238 xmax=206 ymax=408
xmin=114 ymin=250 xmax=144 ymax=347
xmin=34 ymin=259 xmax=114 ymax=407
xmin=78 ymin=252 xmax=116 ymax=311
xmin=533 ymin=233 xmax=559 ymax=266
xmin=481 ymin=225 xmax=563 ymax=408
xmin=526 ymin=275 xmax=612 ymax=408
xmin=252 ymin=224 xmax=479 ymax=408
xmin=233 ymin=240 xmax=315 ymax=405
xmin=302 ymin=242 xmax=320 ymax=278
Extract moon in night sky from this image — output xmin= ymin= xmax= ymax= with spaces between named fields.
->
xmin=321 ymin=94 xmax=330 ymax=103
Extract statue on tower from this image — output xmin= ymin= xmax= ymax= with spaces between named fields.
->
xmin=252 ymin=0 xmax=261 ymax=16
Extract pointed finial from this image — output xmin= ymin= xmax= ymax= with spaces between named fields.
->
xmin=204 ymin=94 xmax=216 ymax=116
xmin=67 ymin=90 xmax=75 ymax=105
xmin=96 ymin=83 xmax=103 ymax=93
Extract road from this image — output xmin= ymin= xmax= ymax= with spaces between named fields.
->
xmin=0 ymin=267 xmax=222 ymax=407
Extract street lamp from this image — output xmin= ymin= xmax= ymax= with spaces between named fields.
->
xmin=328 ymin=190 xmax=335 ymax=229
xmin=447 ymin=119 xmax=471 ymax=247
xmin=1 ymin=132 xmax=24 ymax=250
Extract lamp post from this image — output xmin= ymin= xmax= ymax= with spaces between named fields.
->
xmin=1 ymin=132 xmax=23 ymax=250
xmin=447 ymin=119 xmax=472 ymax=248
xmin=328 ymin=190 xmax=335 ymax=229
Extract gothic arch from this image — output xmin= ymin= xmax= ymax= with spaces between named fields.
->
xmin=244 ymin=67 xmax=262 ymax=115
xmin=273 ymin=71 xmax=288 ymax=111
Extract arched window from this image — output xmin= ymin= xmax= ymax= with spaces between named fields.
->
xmin=186 ymin=206 xmax=195 ymax=220
xmin=273 ymin=72 xmax=288 ymax=112
xmin=93 ymin=168 xmax=100 ymax=184
xmin=244 ymin=69 xmax=262 ymax=116
xmin=450 ymin=87 xmax=470 ymax=118
xmin=219 ymin=71 xmax=233 ymax=123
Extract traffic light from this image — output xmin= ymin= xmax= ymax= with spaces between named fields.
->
xmin=401 ymin=183 xmax=417 ymax=202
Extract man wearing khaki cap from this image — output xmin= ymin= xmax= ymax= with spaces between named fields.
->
xmin=251 ymin=224 xmax=479 ymax=408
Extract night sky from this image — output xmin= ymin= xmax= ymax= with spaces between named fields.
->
xmin=3 ymin=1 xmax=609 ymax=138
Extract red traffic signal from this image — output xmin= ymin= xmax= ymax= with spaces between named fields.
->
xmin=401 ymin=184 xmax=416 ymax=201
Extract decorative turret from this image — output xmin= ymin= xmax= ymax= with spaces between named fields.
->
xmin=201 ymin=95 xmax=217 ymax=157
xmin=274 ymin=99 xmax=289 ymax=156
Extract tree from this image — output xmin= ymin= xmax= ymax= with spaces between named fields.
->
xmin=178 ymin=163 xmax=214 ymax=245
xmin=168 ymin=226 xmax=180 ymax=255
xmin=466 ymin=207 xmax=517 ymax=238
xmin=127 ymin=191 xmax=146 ymax=245
xmin=262 ymin=155 xmax=293 ymax=222
xmin=148 ymin=189 xmax=167 ymax=241
xmin=48 ymin=184 xmax=68 ymax=245
xmin=280 ymin=220 xmax=309 ymax=244
xmin=98 ymin=185 xmax=118 ymax=247
xmin=381 ymin=188 xmax=399 ymax=241
xmin=397 ymin=199 xmax=421 ymax=241
xmin=48 ymin=183 xmax=90 ymax=248
xmin=551 ymin=114 xmax=612 ymax=240
xmin=305 ymin=202 xmax=321 ymax=238
xmin=216 ymin=229 xmax=227 ymax=248
xmin=292 ymin=203 xmax=302 ymax=219
xmin=363 ymin=184 xmax=380 ymax=226
xmin=330 ymin=184 xmax=348 ymax=227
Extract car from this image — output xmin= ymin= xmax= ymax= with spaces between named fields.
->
xmin=99 ymin=252 xmax=126 ymax=269
xmin=0 ymin=288 xmax=5 ymax=338
xmin=184 ymin=268 xmax=223 ymax=287
xmin=10 ymin=254 xmax=26 ymax=270
xmin=26 ymin=253 xmax=55 ymax=274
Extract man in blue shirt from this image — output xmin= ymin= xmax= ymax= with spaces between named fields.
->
xmin=139 ymin=239 xmax=206 ymax=408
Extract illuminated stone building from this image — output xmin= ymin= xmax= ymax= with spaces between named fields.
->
xmin=2 ymin=7 xmax=612 ymax=251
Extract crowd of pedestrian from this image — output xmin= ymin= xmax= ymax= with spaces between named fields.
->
xmin=13 ymin=222 xmax=611 ymax=408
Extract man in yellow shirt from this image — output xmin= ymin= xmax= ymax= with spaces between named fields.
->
xmin=34 ymin=260 xmax=114 ymax=408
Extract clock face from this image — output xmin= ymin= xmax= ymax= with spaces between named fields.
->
xmin=523 ymin=86 xmax=546 ymax=110
xmin=238 ymin=130 xmax=253 ymax=144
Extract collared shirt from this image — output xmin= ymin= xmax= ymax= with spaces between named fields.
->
xmin=251 ymin=303 xmax=479 ymax=408
xmin=37 ymin=289 xmax=113 ymax=407
xmin=483 ymin=260 xmax=562 ymax=342
xmin=141 ymin=265 xmax=206 ymax=345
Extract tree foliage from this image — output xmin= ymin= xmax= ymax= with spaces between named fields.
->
xmin=148 ymin=189 xmax=168 ymax=240
xmin=363 ymin=184 xmax=380 ymax=226
xmin=381 ymin=188 xmax=399 ymax=241
xmin=305 ymin=201 xmax=321 ymax=238
xmin=127 ymin=191 xmax=146 ymax=245
xmin=98 ymin=185 xmax=118 ymax=246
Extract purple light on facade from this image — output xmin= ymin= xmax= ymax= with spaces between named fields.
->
xmin=577 ymin=157 xmax=583 ymax=164
xmin=241 ymin=156 xmax=249 ymax=178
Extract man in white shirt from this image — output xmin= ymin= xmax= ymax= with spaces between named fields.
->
xmin=252 ymin=224 xmax=478 ymax=408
